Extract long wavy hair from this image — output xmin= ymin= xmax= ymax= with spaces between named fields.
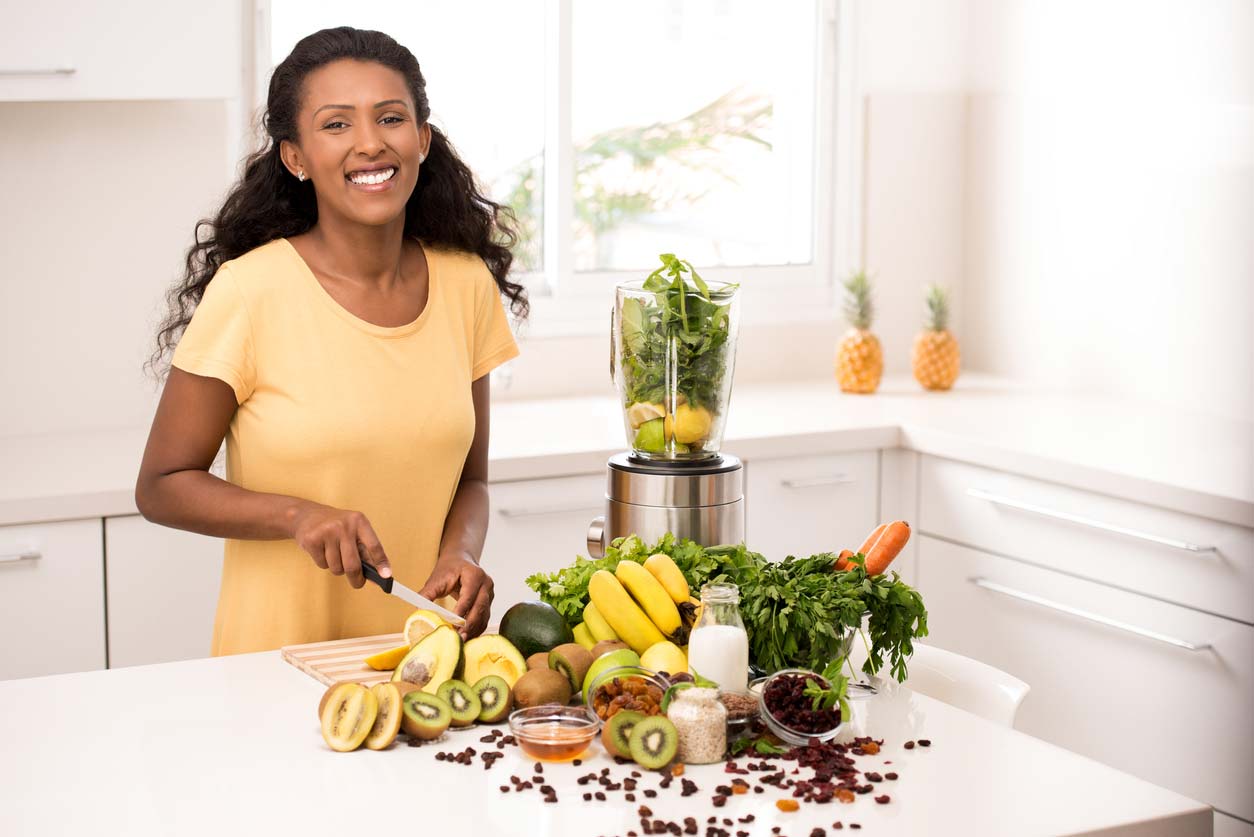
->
xmin=151 ymin=26 xmax=527 ymax=372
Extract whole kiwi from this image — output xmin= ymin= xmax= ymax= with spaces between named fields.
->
xmin=512 ymin=668 xmax=573 ymax=709
xmin=527 ymin=652 xmax=550 ymax=671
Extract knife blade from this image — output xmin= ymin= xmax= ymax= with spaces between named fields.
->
xmin=361 ymin=561 xmax=467 ymax=627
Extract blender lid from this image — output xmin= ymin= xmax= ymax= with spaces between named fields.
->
xmin=607 ymin=452 xmax=743 ymax=508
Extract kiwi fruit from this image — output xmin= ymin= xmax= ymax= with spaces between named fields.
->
xmin=320 ymin=682 xmax=378 ymax=752
xmin=591 ymin=640 xmax=629 ymax=659
xmin=473 ymin=675 xmax=512 ymax=724
xmin=364 ymin=682 xmax=403 ymax=750
xmin=512 ymin=668 xmax=573 ymax=709
xmin=437 ymin=679 xmax=482 ymax=727
xmin=548 ymin=643 xmax=595 ymax=692
xmin=317 ymin=681 xmax=343 ymax=721
xmin=629 ymin=715 xmax=678 ymax=770
xmin=601 ymin=709 xmax=645 ymax=759
xmin=527 ymin=652 xmax=550 ymax=671
xmin=400 ymin=691 xmax=452 ymax=740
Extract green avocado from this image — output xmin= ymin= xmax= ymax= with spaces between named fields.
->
xmin=391 ymin=624 xmax=463 ymax=693
xmin=499 ymin=601 xmax=574 ymax=659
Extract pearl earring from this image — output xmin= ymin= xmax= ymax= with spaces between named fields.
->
xmin=297 ymin=170 xmax=306 ymax=181
xmin=418 ymin=153 xmax=425 ymax=164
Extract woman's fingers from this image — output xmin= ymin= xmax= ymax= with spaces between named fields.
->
xmin=340 ymin=534 xmax=364 ymax=589
xmin=462 ymin=577 xmax=494 ymax=639
xmin=355 ymin=517 xmax=391 ymax=579
xmin=324 ymin=541 xmax=344 ymax=576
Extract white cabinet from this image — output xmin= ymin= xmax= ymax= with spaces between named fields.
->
xmin=104 ymin=516 xmax=223 ymax=668
xmin=744 ymin=451 xmax=879 ymax=563
xmin=481 ymin=474 xmax=605 ymax=616
xmin=0 ymin=519 xmax=105 ymax=680
xmin=0 ymin=0 xmax=241 ymax=101
xmin=918 ymin=534 xmax=1254 ymax=823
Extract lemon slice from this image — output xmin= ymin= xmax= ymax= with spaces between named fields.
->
xmin=364 ymin=644 xmax=411 ymax=671
xmin=625 ymin=401 xmax=665 ymax=429
xmin=403 ymin=610 xmax=448 ymax=646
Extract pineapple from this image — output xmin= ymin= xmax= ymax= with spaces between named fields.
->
xmin=912 ymin=284 xmax=960 ymax=390
xmin=835 ymin=271 xmax=883 ymax=394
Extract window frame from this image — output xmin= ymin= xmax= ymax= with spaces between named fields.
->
xmin=251 ymin=0 xmax=864 ymax=337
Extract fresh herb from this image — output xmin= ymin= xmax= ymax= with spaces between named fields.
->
xmin=620 ymin=254 xmax=737 ymax=411
xmin=730 ymin=735 xmax=790 ymax=756
xmin=803 ymin=660 xmax=851 ymax=721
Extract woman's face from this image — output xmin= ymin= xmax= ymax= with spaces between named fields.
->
xmin=281 ymin=59 xmax=430 ymax=229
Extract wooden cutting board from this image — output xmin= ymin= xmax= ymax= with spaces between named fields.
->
xmin=280 ymin=633 xmax=406 ymax=687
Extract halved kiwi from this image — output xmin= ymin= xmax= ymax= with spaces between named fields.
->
xmin=628 ymin=715 xmax=678 ymax=770
xmin=473 ymin=675 xmax=512 ymax=724
xmin=437 ymin=679 xmax=482 ymax=727
xmin=601 ymin=709 xmax=645 ymax=759
xmin=364 ymin=682 xmax=402 ymax=750
xmin=320 ymin=682 xmax=378 ymax=752
xmin=549 ymin=643 xmax=594 ymax=693
xmin=400 ymin=691 xmax=452 ymax=740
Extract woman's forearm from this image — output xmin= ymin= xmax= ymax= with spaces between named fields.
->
xmin=438 ymin=477 xmax=490 ymax=564
xmin=135 ymin=467 xmax=313 ymax=540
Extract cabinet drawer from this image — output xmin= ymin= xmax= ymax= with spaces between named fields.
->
xmin=745 ymin=451 xmax=879 ymax=564
xmin=920 ymin=455 xmax=1254 ymax=622
xmin=104 ymin=516 xmax=223 ymax=668
xmin=482 ymin=474 xmax=605 ymax=615
xmin=0 ymin=520 xmax=105 ymax=679
xmin=919 ymin=535 xmax=1253 ymax=821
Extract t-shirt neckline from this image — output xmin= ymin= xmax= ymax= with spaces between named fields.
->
xmin=280 ymin=236 xmax=436 ymax=338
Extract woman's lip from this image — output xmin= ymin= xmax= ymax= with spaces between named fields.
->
xmin=345 ymin=172 xmax=398 ymax=193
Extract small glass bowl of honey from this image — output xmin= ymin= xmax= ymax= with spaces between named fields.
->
xmin=508 ymin=704 xmax=601 ymax=762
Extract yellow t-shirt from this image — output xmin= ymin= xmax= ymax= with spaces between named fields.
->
xmin=171 ymin=237 xmax=519 ymax=655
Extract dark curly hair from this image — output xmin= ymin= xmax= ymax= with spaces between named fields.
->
xmin=151 ymin=26 xmax=527 ymax=371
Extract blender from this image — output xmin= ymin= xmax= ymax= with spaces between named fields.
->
xmin=586 ymin=257 xmax=744 ymax=557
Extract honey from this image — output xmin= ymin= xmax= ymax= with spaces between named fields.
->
xmin=517 ymin=721 xmax=596 ymax=762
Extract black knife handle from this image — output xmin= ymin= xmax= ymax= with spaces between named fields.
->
xmin=361 ymin=558 xmax=393 ymax=594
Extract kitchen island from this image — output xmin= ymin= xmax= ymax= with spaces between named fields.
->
xmin=0 ymin=651 xmax=1210 ymax=836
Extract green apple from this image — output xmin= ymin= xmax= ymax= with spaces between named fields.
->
xmin=582 ymin=648 xmax=642 ymax=703
xmin=634 ymin=418 xmax=665 ymax=453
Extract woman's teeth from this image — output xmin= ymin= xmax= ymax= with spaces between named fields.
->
xmin=347 ymin=167 xmax=396 ymax=185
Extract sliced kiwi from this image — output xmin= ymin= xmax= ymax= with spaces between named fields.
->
xmin=629 ymin=716 xmax=678 ymax=770
xmin=364 ymin=682 xmax=403 ymax=750
xmin=437 ymin=679 xmax=481 ymax=727
xmin=400 ymin=691 xmax=452 ymax=740
xmin=549 ymin=643 xmax=595 ymax=693
xmin=601 ymin=709 xmax=645 ymax=759
xmin=473 ymin=675 xmax=512 ymax=724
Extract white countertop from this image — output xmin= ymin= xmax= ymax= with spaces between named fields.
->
xmin=0 ymin=652 xmax=1211 ymax=837
xmin=3 ymin=375 xmax=1251 ymax=527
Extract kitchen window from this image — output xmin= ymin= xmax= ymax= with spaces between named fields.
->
xmin=264 ymin=0 xmax=857 ymax=332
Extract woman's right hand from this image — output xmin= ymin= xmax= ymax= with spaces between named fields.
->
xmin=290 ymin=502 xmax=392 ymax=589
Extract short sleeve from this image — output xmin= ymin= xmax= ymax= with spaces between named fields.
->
xmin=470 ymin=265 xmax=520 ymax=380
xmin=171 ymin=263 xmax=256 ymax=403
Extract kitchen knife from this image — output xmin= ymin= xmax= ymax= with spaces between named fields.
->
xmin=361 ymin=561 xmax=467 ymax=627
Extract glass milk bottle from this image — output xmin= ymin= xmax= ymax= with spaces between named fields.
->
xmin=685 ymin=583 xmax=749 ymax=692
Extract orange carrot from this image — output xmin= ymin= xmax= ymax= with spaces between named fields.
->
xmin=833 ymin=548 xmax=855 ymax=571
xmin=864 ymin=520 xmax=911 ymax=575
xmin=858 ymin=523 xmax=888 ymax=556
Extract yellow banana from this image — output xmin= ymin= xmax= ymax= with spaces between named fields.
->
xmin=582 ymin=601 xmax=619 ymax=643
xmin=615 ymin=560 xmax=682 ymax=637
xmin=572 ymin=622 xmax=596 ymax=650
xmin=643 ymin=553 xmax=690 ymax=604
xmin=587 ymin=570 xmax=666 ymax=654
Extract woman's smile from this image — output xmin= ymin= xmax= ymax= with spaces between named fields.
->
xmin=346 ymin=164 xmax=398 ymax=192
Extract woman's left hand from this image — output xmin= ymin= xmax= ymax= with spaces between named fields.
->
xmin=418 ymin=550 xmax=494 ymax=639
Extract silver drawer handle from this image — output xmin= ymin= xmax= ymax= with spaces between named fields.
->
xmin=498 ymin=504 xmax=603 ymax=519
xmin=966 ymin=488 xmax=1217 ymax=554
xmin=0 ymin=550 xmax=40 ymax=565
xmin=0 ymin=67 xmax=77 ymax=77
xmin=970 ymin=577 xmax=1212 ymax=652
xmin=781 ymin=474 xmax=855 ymax=489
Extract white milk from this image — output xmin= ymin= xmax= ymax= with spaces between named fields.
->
xmin=686 ymin=623 xmax=749 ymax=692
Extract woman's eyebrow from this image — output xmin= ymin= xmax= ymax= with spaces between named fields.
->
xmin=313 ymin=99 xmax=409 ymax=116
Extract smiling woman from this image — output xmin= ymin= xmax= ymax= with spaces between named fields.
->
xmin=135 ymin=27 xmax=526 ymax=655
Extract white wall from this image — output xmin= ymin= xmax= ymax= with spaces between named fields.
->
xmin=0 ymin=101 xmax=233 ymax=437
xmin=961 ymin=0 xmax=1254 ymax=421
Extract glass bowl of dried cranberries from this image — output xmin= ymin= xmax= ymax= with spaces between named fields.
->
xmin=758 ymin=668 xmax=846 ymax=746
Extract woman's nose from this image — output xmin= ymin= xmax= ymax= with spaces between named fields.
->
xmin=354 ymin=122 xmax=385 ymax=156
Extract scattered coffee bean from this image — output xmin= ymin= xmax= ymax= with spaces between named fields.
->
xmin=918 ymin=739 xmax=931 ymax=747
xmin=904 ymin=741 xmax=915 ymax=750
xmin=885 ymin=772 xmax=898 ymax=780
xmin=875 ymin=795 xmax=891 ymax=804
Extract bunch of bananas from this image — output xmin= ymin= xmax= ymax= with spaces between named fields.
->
xmin=580 ymin=554 xmax=699 ymax=655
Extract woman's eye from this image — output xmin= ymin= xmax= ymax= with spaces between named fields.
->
xmin=381 ymin=116 xmax=404 ymax=125
xmin=323 ymin=120 xmax=347 ymax=130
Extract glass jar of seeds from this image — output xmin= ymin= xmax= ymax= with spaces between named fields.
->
xmin=667 ymin=686 xmax=727 ymax=764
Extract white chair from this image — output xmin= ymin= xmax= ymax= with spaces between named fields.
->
xmin=899 ymin=643 xmax=1030 ymax=727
